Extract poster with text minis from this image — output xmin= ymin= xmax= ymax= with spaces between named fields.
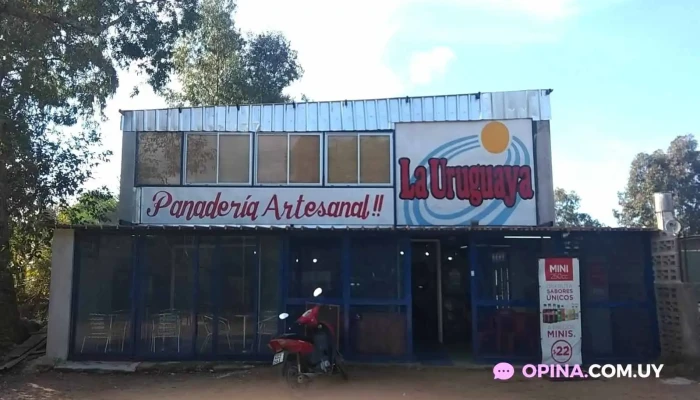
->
xmin=539 ymin=257 xmax=582 ymax=365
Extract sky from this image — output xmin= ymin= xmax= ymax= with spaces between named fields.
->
xmin=93 ymin=0 xmax=700 ymax=226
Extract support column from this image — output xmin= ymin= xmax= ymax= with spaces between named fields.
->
xmin=46 ymin=229 xmax=75 ymax=361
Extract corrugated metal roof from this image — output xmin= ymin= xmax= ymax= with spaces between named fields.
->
xmin=52 ymin=223 xmax=655 ymax=233
xmin=120 ymin=90 xmax=553 ymax=133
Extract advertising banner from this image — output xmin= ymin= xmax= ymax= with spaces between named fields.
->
xmin=395 ymin=119 xmax=537 ymax=226
xmin=139 ymin=187 xmax=394 ymax=226
xmin=539 ymin=257 xmax=582 ymax=365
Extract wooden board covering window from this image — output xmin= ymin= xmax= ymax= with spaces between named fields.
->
xmin=327 ymin=135 xmax=358 ymax=184
xmin=218 ymin=135 xmax=250 ymax=183
xmin=257 ymin=135 xmax=288 ymax=184
xmin=289 ymin=135 xmax=320 ymax=183
xmin=360 ymin=135 xmax=391 ymax=184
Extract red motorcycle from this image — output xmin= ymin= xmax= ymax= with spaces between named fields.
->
xmin=268 ymin=288 xmax=348 ymax=387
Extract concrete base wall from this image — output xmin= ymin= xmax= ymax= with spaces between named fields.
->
xmin=46 ymin=229 xmax=75 ymax=361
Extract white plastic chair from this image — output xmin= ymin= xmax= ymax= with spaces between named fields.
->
xmin=151 ymin=312 xmax=181 ymax=352
xmin=80 ymin=313 xmax=113 ymax=353
xmin=198 ymin=315 xmax=232 ymax=352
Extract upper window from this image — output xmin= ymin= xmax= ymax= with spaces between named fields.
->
xmin=185 ymin=133 xmax=251 ymax=184
xmin=326 ymin=133 xmax=392 ymax=185
xmin=256 ymin=133 xmax=321 ymax=185
xmin=136 ymin=132 xmax=182 ymax=185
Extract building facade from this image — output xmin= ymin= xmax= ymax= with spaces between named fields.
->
xmin=46 ymin=90 xmax=660 ymax=365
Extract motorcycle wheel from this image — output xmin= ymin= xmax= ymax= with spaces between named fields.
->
xmin=282 ymin=354 xmax=309 ymax=389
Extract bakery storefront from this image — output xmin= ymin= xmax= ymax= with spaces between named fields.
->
xmin=48 ymin=91 xmax=659 ymax=365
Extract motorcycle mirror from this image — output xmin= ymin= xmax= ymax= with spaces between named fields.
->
xmin=278 ymin=313 xmax=289 ymax=320
xmin=313 ymin=288 xmax=323 ymax=297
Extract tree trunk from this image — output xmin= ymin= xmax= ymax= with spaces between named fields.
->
xmin=0 ymin=119 xmax=21 ymax=350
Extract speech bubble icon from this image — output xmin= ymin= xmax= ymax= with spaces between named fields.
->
xmin=493 ymin=362 xmax=515 ymax=380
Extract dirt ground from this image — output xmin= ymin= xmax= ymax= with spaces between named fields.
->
xmin=1 ymin=366 xmax=699 ymax=400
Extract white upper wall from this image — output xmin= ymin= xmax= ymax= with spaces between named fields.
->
xmin=120 ymin=90 xmax=552 ymax=133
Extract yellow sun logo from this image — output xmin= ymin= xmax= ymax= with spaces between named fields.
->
xmin=480 ymin=121 xmax=511 ymax=154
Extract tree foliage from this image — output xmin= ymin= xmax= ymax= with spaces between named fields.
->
xmin=58 ymin=186 xmax=118 ymax=225
xmin=11 ymin=187 xmax=117 ymax=331
xmin=614 ymin=134 xmax=700 ymax=234
xmin=165 ymin=0 xmax=303 ymax=106
xmin=0 ymin=0 xmax=199 ymax=346
xmin=554 ymin=188 xmax=604 ymax=227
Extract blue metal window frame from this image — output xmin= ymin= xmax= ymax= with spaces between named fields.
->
xmin=68 ymin=232 xmax=271 ymax=362
xmin=470 ymin=231 xmax=660 ymax=365
xmin=572 ymin=231 xmax=660 ymax=364
xmin=282 ymin=232 xmax=413 ymax=362
xmin=68 ymin=232 xmax=140 ymax=362
xmin=67 ymin=229 xmax=659 ymax=364
xmin=345 ymin=234 xmax=412 ymax=362
xmin=132 ymin=233 xmax=198 ymax=361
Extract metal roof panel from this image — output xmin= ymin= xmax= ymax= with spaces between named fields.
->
xmin=121 ymin=90 xmax=553 ymax=132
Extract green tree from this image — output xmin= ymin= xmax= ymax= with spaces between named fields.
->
xmin=11 ymin=188 xmax=118 ymax=325
xmin=614 ymin=134 xmax=700 ymax=233
xmin=0 ymin=0 xmax=199 ymax=347
xmin=58 ymin=187 xmax=118 ymax=225
xmin=555 ymin=188 xmax=604 ymax=227
xmin=166 ymin=0 xmax=303 ymax=106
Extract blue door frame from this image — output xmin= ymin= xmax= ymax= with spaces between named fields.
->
xmin=469 ymin=235 xmax=543 ymax=364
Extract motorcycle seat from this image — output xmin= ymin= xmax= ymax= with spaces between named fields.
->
xmin=279 ymin=332 xmax=313 ymax=343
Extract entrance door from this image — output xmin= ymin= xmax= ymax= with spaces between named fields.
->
xmin=440 ymin=241 xmax=471 ymax=354
xmin=411 ymin=240 xmax=441 ymax=350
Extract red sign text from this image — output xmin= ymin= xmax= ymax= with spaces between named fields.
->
xmin=397 ymin=157 xmax=534 ymax=207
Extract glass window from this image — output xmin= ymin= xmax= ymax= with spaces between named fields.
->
xmin=326 ymin=133 xmax=392 ymax=185
xmin=288 ymin=237 xmax=342 ymax=298
xmin=350 ymin=237 xmax=402 ymax=299
xmin=73 ymin=234 xmax=133 ymax=355
xmin=581 ymin=308 xmax=655 ymax=360
xmin=579 ymin=233 xmax=647 ymax=302
xmin=196 ymin=236 xmax=216 ymax=355
xmin=185 ymin=133 xmax=251 ymax=184
xmin=140 ymin=235 xmax=195 ymax=356
xmin=186 ymin=134 xmax=217 ymax=183
xmin=360 ymin=135 xmax=391 ymax=183
xmin=258 ymin=236 xmax=282 ymax=353
xmin=257 ymin=134 xmax=321 ymax=184
xmin=475 ymin=241 xmax=540 ymax=304
xmin=257 ymin=135 xmax=288 ymax=184
xmin=289 ymin=135 xmax=320 ymax=183
xmin=136 ymin=132 xmax=182 ymax=185
xmin=218 ymin=236 xmax=257 ymax=354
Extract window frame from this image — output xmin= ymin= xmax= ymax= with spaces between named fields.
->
xmin=183 ymin=131 xmax=253 ymax=186
xmin=324 ymin=132 xmax=394 ymax=187
xmin=254 ymin=132 xmax=323 ymax=186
